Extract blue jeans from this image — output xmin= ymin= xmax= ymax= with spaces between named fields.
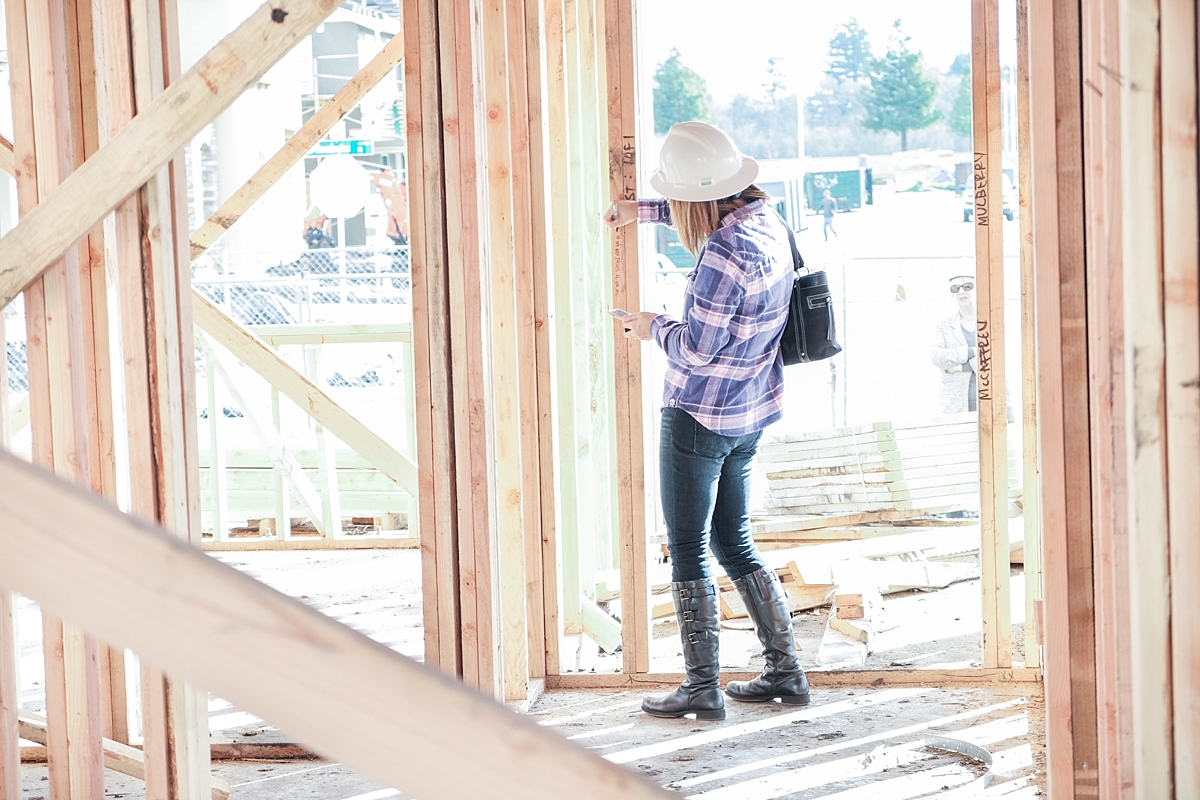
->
xmin=659 ymin=408 xmax=767 ymax=583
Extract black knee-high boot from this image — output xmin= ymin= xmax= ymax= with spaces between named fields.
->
xmin=641 ymin=579 xmax=725 ymax=720
xmin=725 ymin=567 xmax=810 ymax=705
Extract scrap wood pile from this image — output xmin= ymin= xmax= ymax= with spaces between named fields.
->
xmin=758 ymin=414 xmax=984 ymax=517
xmin=644 ymin=526 xmax=997 ymax=635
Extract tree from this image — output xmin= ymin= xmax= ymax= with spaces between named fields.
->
xmin=717 ymin=93 xmax=798 ymax=160
xmin=826 ymin=19 xmax=871 ymax=83
xmin=653 ymin=48 xmax=710 ymax=136
xmin=860 ymin=22 xmax=942 ymax=150
xmin=949 ymin=63 xmax=972 ymax=139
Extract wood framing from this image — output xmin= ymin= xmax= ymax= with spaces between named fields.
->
xmin=1014 ymin=0 xmax=1042 ymax=674
xmin=193 ymin=294 xmax=418 ymax=496
xmin=546 ymin=669 xmax=1044 ymax=691
xmin=970 ymin=0 xmax=1013 ymax=670
xmin=188 ymin=32 xmax=405 ymax=260
xmin=0 ymin=449 xmax=673 ymax=800
xmin=1159 ymin=0 xmax=1200 ymax=793
xmin=0 ymin=0 xmax=341 ymax=309
xmin=604 ymin=0 xmax=650 ymax=676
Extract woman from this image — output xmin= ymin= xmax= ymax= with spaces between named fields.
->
xmin=605 ymin=122 xmax=809 ymax=721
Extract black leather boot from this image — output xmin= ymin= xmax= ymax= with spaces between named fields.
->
xmin=641 ymin=579 xmax=725 ymax=720
xmin=725 ymin=567 xmax=810 ymax=705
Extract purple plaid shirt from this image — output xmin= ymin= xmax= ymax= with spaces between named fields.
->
xmin=640 ymin=198 xmax=793 ymax=436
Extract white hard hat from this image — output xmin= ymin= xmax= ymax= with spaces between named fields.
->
xmin=650 ymin=122 xmax=759 ymax=202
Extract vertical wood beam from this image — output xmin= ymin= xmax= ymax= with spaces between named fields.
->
xmin=402 ymin=0 xmax=462 ymax=675
xmin=479 ymin=0 xmax=529 ymax=702
xmin=1082 ymin=0 xmax=1136 ymax=794
xmin=526 ymin=0 xmax=563 ymax=679
xmin=0 ymin=590 xmax=18 ymax=800
xmin=970 ymin=0 xmax=1013 ymax=670
xmin=508 ymin=0 xmax=549 ymax=682
xmin=1121 ymin=0 xmax=1173 ymax=791
xmin=1015 ymin=0 xmax=1043 ymax=675
xmin=603 ymin=0 xmax=649 ymax=673
xmin=1160 ymin=0 xmax=1200 ymax=794
xmin=12 ymin=0 xmax=108 ymax=794
xmin=543 ymin=0 xmax=583 ymax=647
xmin=1028 ymin=0 xmax=1077 ymax=793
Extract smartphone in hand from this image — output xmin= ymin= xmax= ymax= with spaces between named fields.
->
xmin=609 ymin=308 xmax=632 ymax=319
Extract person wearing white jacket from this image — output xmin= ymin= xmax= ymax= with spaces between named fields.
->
xmin=930 ymin=275 xmax=978 ymax=414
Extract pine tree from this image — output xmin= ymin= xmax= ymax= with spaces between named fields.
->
xmin=652 ymin=49 xmax=711 ymax=136
xmin=826 ymin=19 xmax=871 ymax=83
xmin=860 ymin=23 xmax=942 ymax=150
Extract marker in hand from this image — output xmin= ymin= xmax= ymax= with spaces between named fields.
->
xmin=606 ymin=203 xmax=620 ymax=223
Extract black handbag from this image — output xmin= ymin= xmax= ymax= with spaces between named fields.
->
xmin=778 ymin=225 xmax=842 ymax=365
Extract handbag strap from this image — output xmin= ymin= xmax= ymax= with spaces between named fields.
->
xmin=778 ymin=211 xmax=808 ymax=275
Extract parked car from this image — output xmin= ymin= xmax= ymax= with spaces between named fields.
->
xmin=964 ymin=174 xmax=1017 ymax=222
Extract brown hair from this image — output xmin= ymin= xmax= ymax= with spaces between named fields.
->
xmin=668 ymin=184 xmax=772 ymax=255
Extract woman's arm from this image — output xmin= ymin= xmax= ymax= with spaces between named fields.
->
xmin=652 ymin=237 xmax=744 ymax=367
xmin=603 ymin=198 xmax=672 ymax=228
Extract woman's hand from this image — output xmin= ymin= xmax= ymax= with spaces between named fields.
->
xmin=603 ymin=201 xmax=638 ymax=229
xmin=619 ymin=311 xmax=657 ymax=341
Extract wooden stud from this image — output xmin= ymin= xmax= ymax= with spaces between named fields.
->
xmin=0 ymin=449 xmax=675 ymax=800
xmin=1081 ymin=0 xmax=1136 ymax=793
xmin=0 ymin=590 xmax=18 ymax=800
xmin=1014 ymin=0 xmax=1041 ymax=674
xmin=0 ymin=0 xmax=343 ymax=310
xmin=401 ymin=0 xmax=461 ymax=675
xmin=603 ymin=0 xmax=650 ymax=676
xmin=969 ymin=0 xmax=1012 ymax=670
xmin=0 ymin=136 xmax=14 ymax=178
xmin=545 ymin=668 xmax=1044 ymax=690
xmin=479 ymin=0 xmax=530 ymax=703
xmin=1160 ymin=0 xmax=1200 ymax=792
xmin=544 ymin=0 xmax=585 ymax=645
xmin=509 ymin=0 xmax=549 ymax=684
xmin=524 ymin=0 xmax=563 ymax=679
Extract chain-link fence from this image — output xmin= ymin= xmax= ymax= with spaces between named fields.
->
xmin=194 ymin=245 xmax=410 ymax=325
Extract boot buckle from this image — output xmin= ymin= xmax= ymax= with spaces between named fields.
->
xmin=687 ymin=631 xmax=706 ymax=644
xmin=682 ymin=610 xmax=695 ymax=622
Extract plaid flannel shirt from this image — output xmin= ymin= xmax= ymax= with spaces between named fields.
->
xmin=640 ymin=197 xmax=793 ymax=436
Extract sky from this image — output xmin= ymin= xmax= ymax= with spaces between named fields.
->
xmin=636 ymin=0 xmax=1016 ymax=104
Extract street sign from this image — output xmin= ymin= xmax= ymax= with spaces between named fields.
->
xmin=308 ymin=139 xmax=374 ymax=157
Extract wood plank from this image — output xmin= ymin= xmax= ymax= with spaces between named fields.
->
xmin=245 ymin=324 xmax=412 ymax=346
xmin=17 ymin=712 xmax=231 ymax=800
xmin=509 ymin=0 xmax=548 ymax=683
xmin=479 ymin=0 xmax=530 ymax=703
xmin=202 ymin=535 xmax=419 ymax=552
xmin=1080 ymin=0 xmax=1134 ymax=792
xmin=188 ymin=32 xmax=404 ymax=260
xmin=545 ymin=668 xmax=1044 ymax=690
xmin=1015 ymin=0 xmax=1042 ymax=675
xmin=0 ymin=449 xmax=673 ymax=800
xmin=604 ymin=0 xmax=650 ymax=676
xmin=524 ymin=0 xmax=561 ymax=679
xmin=1160 ymin=0 xmax=1200 ymax=791
xmin=970 ymin=0 xmax=1012 ymax=671
xmin=0 ymin=0 xmax=342 ymax=309
xmin=0 ymin=591 xmax=17 ymax=800
xmin=401 ymin=0 xmax=459 ymax=674
xmin=1027 ymin=0 xmax=1075 ymax=793
xmin=0 ymin=136 xmax=13 ymax=178
xmin=193 ymin=294 xmax=418 ymax=496
xmin=6 ymin=396 xmax=29 ymax=440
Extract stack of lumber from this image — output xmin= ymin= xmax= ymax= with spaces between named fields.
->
xmin=760 ymin=415 xmax=982 ymax=517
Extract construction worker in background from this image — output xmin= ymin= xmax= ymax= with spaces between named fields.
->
xmin=370 ymin=167 xmax=409 ymax=245
xmin=302 ymin=208 xmax=336 ymax=249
